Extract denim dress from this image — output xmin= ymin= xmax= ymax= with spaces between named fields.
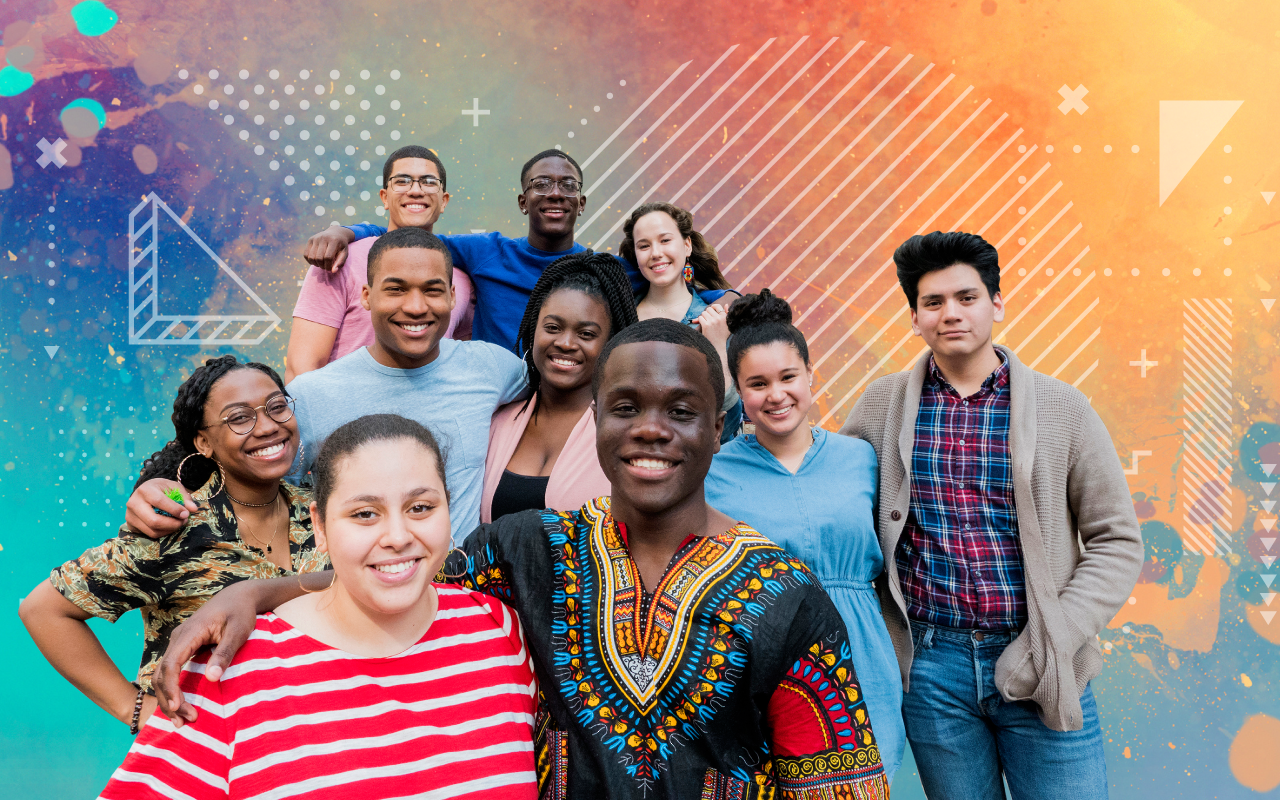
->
xmin=704 ymin=427 xmax=906 ymax=781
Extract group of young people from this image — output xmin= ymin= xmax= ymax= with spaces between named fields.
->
xmin=18 ymin=143 xmax=1143 ymax=800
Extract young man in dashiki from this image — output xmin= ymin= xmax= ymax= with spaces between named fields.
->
xmin=151 ymin=318 xmax=889 ymax=800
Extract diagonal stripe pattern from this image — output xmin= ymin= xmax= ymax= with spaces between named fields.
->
xmin=1181 ymin=299 xmax=1234 ymax=555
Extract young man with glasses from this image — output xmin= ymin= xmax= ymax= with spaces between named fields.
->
xmin=286 ymin=145 xmax=474 ymax=381
xmin=302 ymin=149 xmax=652 ymax=353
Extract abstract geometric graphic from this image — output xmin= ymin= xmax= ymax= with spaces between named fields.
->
xmin=1158 ymin=100 xmax=1242 ymax=206
xmin=1181 ymin=298 xmax=1233 ymax=554
xmin=127 ymin=193 xmax=281 ymax=345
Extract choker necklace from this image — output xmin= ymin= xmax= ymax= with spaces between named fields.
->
xmin=226 ymin=486 xmax=279 ymax=508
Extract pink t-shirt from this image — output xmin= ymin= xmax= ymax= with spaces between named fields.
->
xmin=292 ymin=235 xmax=475 ymax=364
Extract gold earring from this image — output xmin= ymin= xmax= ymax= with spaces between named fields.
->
xmin=438 ymin=538 xmax=470 ymax=580
xmin=177 ymin=452 xmax=225 ymax=500
xmin=298 ymin=571 xmax=337 ymax=594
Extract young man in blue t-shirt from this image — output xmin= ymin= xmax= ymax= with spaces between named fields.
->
xmin=302 ymin=149 xmax=646 ymax=352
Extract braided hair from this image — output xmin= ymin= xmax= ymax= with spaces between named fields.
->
xmin=514 ymin=250 xmax=639 ymax=405
xmin=619 ymin=202 xmax=732 ymax=291
xmin=134 ymin=355 xmax=287 ymax=491
xmin=725 ymin=288 xmax=810 ymax=384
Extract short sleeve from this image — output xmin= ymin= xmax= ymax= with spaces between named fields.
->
xmin=292 ymin=265 xmax=349 ymax=329
xmin=98 ymin=656 xmax=233 ymax=799
xmin=484 ymin=344 xmax=529 ymax=406
xmin=762 ymin=587 xmax=889 ymax=798
xmin=345 ymin=223 xmax=386 ymax=240
xmin=49 ymin=536 xmax=166 ymax=623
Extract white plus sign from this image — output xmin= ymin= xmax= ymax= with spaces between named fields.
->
xmin=462 ymin=97 xmax=490 ymax=127
xmin=1129 ymin=349 xmax=1158 ymax=377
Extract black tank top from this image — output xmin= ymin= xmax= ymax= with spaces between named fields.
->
xmin=491 ymin=469 xmax=551 ymax=520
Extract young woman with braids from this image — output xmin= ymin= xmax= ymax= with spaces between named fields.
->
xmin=702 ymin=290 xmax=906 ymax=782
xmin=620 ymin=202 xmax=742 ymax=442
xmin=18 ymin=356 xmax=329 ymax=733
xmin=482 ymin=249 xmax=638 ymax=521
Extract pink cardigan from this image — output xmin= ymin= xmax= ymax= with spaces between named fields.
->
xmin=480 ymin=395 xmax=611 ymax=523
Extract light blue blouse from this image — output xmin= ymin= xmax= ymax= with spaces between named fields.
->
xmin=705 ymin=428 xmax=905 ymax=781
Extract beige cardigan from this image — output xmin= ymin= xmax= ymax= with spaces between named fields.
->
xmin=839 ymin=345 xmax=1142 ymax=731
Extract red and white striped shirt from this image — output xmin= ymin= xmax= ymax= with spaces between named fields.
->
xmin=99 ymin=585 xmax=538 ymax=800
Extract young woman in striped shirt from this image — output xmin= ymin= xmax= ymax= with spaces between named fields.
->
xmin=99 ymin=414 xmax=538 ymax=800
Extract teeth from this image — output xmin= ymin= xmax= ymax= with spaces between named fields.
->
xmin=629 ymin=458 xmax=674 ymax=470
xmin=400 ymin=323 xmax=428 ymax=332
xmin=373 ymin=560 xmax=418 ymax=574
xmin=250 ymin=442 xmax=285 ymax=457
xmin=765 ymin=407 xmax=792 ymax=416
xmin=550 ymin=357 xmax=578 ymax=366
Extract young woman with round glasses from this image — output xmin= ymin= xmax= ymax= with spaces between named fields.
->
xmin=19 ymin=355 xmax=330 ymax=734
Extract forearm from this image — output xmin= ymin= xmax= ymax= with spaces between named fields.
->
xmin=235 ymin=570 xmax=329 ymax=613
xmin=20 ymin=583 xmax=138 ymax=723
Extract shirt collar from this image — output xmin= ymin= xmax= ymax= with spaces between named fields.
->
xmin=925 ymin=348 xmax=1009 ymax=399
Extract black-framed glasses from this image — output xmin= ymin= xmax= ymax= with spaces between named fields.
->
xmin=388 ymin=174 xmax=444 ymax=193
xmin=526 ymin=177 xmax=582 ymax=197
xmin=219 ymin=395 xmax=296 ymax=435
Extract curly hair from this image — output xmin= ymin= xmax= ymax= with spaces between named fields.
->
xmin=514 ymin=250 xmax=638 ymax=408
xmin=725 ymin=288 xmax=810 ymax=384
xmin=618 ymin=202 xmax=732 ymax=291
xmin=134 ymin=356 xmax=287 ymax=491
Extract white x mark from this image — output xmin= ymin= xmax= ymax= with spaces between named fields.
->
xmin=37 ymin=137 xmax=69 ymax=168
xmin=1058 ymin=84 xmax=1088 ymax=115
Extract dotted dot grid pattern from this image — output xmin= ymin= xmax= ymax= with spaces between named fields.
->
xmin=182 ymin=66 xmax=406 ymax=223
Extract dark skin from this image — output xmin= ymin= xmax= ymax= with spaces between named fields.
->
xmin=150 ymin=339 xmax=729 ymax=724
xmin=122 ymin=246 xmax=455 ymax=539
xmin=507 ymin=288 xmax=611 ymax=477
xmin=302 ymin=154 xmax=587 ymax=272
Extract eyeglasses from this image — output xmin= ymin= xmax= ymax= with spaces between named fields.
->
xmin=388 ymin=174 xmax=444 ymax=193
xmin=526 ymin=177 xmax=582 ymax=197
xmin=218 ymin=396 xmax=296 ymax=435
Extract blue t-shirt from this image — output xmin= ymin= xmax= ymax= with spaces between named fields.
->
xmin=348 ymin=224 xmax=645 ymax=352
xmin=285 ymin=340 xmax=527 ymax=539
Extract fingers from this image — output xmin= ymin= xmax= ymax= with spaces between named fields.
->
xmin=330 ymin=246 xmax=348 ymax=273
xmin=206 ymin=614 xmax=254 ymax=679
xmin=125 ymin=494 xmax=186 ymax=540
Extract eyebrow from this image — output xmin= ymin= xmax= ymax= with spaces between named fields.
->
xmin=380 ymin=276 xmax=448 ymax=287
xmin=347 ymin=487 xmax=442 ymax=505
xmin=919 ymin=286 xmax=982 ymax=300
xmin=219 ymin=391 xmax=284 ymax=414
xmin=542 ymin=314 xmax=601 ymax=328
xmin=607 ymin=384 xmax=705 ymax=402
xmin=389 ymin=172 xmax=439 ymax=180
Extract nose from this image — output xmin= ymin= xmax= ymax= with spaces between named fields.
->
xmin=630 ymin=408 xmax=673 ymax=443
xmin=553 ymin=329 xmax=576 ymax=352
xmin=402 ymin=289 xmax=430 ymax=316
xmin=252 ymin=407 xmax=282 ymax=439
xmin=379 ymin=510 xmax=416 ymax=550
xmin=765 ymin=382 xmax=787 ymax=404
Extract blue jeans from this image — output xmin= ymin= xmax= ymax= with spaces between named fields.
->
xmin=903 ymin=623 xmax=1108 ymax=800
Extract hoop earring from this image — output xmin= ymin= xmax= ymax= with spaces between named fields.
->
xmin=298 ymin=571 xmax=337 ymax=594
xmin=438 ymin=536 xmax=470 ymax=580
xmin=177 ymin=452 xmax=225 ymax=500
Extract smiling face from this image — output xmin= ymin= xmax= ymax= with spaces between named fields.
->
xmin=312 ymin=438 xmax=452 ymax=618
xmin=533 ymin=288 xmax=612 ymax=395
xmin=518 ymin=156 xmax=585 ymax=244
xmin=362 ymin=246 xmax=456 ymax=368
xmin=910 ymin=262 xmax=1005 ymax=359
xmin=193 ymin=369 xmax=298 ymax=488
xmin=630 ymin=210 xmax=691 ymax=289
xmin=380 ymin=157 xmax=451 ymax=232
xmin=596 ymin=341 xmax=723 ymax=516
xmin=736 ymin=341 xmax=813 ymax=439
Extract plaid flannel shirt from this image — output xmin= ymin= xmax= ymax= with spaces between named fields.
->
xmin=895 ymin=352 xmax=1028 ymax=631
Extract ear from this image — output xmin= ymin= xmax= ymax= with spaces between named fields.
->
xmin=909 ymin=306 xmax=921 ymax=337
xmin=438 ymin=191 xmax=451 ymax=215
xmin=447 ymin=279 xmax=457 ymax=313
xmin=517 ymin=190 xmax=528 ymax=215
xmin=360 ymin=282 xmax=372 ymax=312
xmin=193 ymin=429 xmax=213 ymax=459
xmin=712 ymin=408 xmax=726 ymax=454
xmin=991 ymin=291 xmax=1006 ymax=323
xmin=310 ymin=501 xmax=328 ymax=554
xmin=379 ymin=186 xmax=390 ymax=210
xmin=578 ymin=191 xmax=587 ymax=214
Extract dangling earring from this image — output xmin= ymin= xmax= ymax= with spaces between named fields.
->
xmin=177 ymin=452 xmax=225 ymax=500
xmin=683 ymin=259 xmax=694 ymax=285
xmin=438 ymin=533 xmax=470 ymax=580
xmin=298 ymin=571 xmax=336 ymax=594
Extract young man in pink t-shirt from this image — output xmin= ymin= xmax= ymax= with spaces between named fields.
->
xmin=286 ymin=145 xmax=473 ymax=382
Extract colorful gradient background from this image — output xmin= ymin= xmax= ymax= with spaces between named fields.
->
xmin=2 ymin=0 xmax=1279 ymax=796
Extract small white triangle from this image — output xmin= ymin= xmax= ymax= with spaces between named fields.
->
xmin=1264 ymin=482 xmax=1278 ymax=495
xmin=1264 ymin=610 xmax=1278 ymax=624
xmin=43 ymin=346 xmax=59 ymax=358
xmin=1264 ymin=574 xmax=1277 ymax=588
xmin=1263 ymin=191 xmax=1276 ymax=205
xmin=1264 ymin=555 xmax=1278 ymax=568
xmin=1266 ymin=465 xmax=1277 ymax=476
xmin=1264 ymin=538 xmax=1277 ymax=551
xmin=1265 ymin=592 xmax=1278 ymax=606
xmin=1264 ymin=299 xmax=1277 ymax=312
xmin=1264 ymin=501 xmax=1277 ymax=513
xmin=1263 ymin=518 xmax=1278 ymax=533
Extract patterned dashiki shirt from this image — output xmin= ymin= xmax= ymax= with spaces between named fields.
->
xmin=49 ymin=475 xmax=329 ymax=692
xmin=444 ymin=497 xmax=889 ymax=800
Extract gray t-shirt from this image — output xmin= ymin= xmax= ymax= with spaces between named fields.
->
xmin=286 ymin=341 xmax=527 ymax=539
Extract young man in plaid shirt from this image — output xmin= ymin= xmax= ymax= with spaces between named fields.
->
xmin=840 ymin=231 xmax=1143 ymax=799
